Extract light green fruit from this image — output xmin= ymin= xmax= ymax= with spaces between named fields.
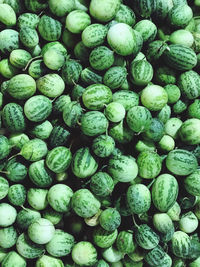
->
xmin=0 ymin=203 xmax=17 ymax=227
xmin=179 ymin=211 xmax=199 ymax=233
xmin=66 ymin=10 xmax=91 ymax=33
xmin=0 ymin=59 xmax=18 ymax=79
xmin=72 ymin=241 xmax=98 ymax=266
xmin=28 ymin=218 xmax=55 ymax=245
xmin=0 ymin=3 xmax=16 ymax=26
xmin=158 ymin=135 xmax=175 ymax=152
xmin=169 ymin=29 xmax=194 ymax=47
xmin=89 ymin=0 xmax=121 ymax=22
xmin=141 ymin=84 xmax=168 ymax=111
xmin=107 ymin=23 xmax=137 ymax=56
xmin=43 ymin=48 xmax=65 ymax=70
xmin=27 ymin=188 xmax=48 ymax=211
xmin=105 ymin=102 xmax=126 ymax=123
xmin=49 ymin=0 xmax=75 ymax=17
xmin=0 ymin=176 xmax=9 ymax=200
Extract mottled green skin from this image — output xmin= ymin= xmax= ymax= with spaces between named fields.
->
xmin=164 ymin=84 xmax=181 ymax=104
xmin=2 ymin=103 xmax=25 ymax=133
xmin=30 ymin=120 xmax=53 ymax=140
xmin=116 ymin=231 xmax=136 ymax=254
xmin=63 ymin=101 xmax=83 ymax=128
xmin=47 ymin=184 xmax=73 ymax=212
xmin=130 ymin=60 xmax=153 ymax=86
xmin=163 ymin=44 xmax=197 ymax=71
xmin=21 ymin=139 xmax=48 ymax=162
xmin=113 ymin=90 xmax=139 ymax=111
xmin=28 ymin=218 xmax=55 ymax=245
xmin=43 ymin=48 xmax=65 ymax=71
xmin=16 ymin=233 xmax=45 ymax=259
xmin=127 ymin=106 xmax=152 ymax=133
xmin=137 ymin=151 xmax=162 ymax=179
xmin=126 ymin=184 xmax=151 ymax=214
xmin=109 ymin=120 xmax=134 ymax=144
xmin=144 ymin=245 xmax=166 ymax=266
xmin=81 ymin=68 xmax=102 ymax=87
xmin=36 ymin=255 xmax=64 ymax=267
xmin=25 ymin=0 xmax=47 ymax=12
xmin=27 ymin=188 xmax=48 ymax=211
xmin=18 ymin=12 xmax=39 ymax=28
xmin=166 ymin=149 xmax=198 ymax=176
xmin=49 ymin=0 xmax=75 ymax=17
xmin=89 ymin=46 xmax=114 ymax=71
xmin=0 ymin=203 xmax=17 ymax=227
xmin=19 ymin=27 xmax=39 ymax=48
xmin=173 ymin=99 xmax=188 ymax=114
xmin=99 ymin=208 xmax=121 ymax=231
xmin=28 ymin=60 xmax=48 ymax=79
xmin=0 ymin=58 xmax=18 ymax=79
xmin=141 ymin=84 xmax=168 ymax=111
xmin=49 ymin=125 xmax=70 ymax=148
xmin=155 ymin=66 xmax=176 ymax=86
xmin=24 ymin=95 xmax=52 ymax=122
xmin=46 ymin=229 xmax=74 ymax=257
xmin=105 ymin=102 xmax=125 ymax=123
xmin=10 ymin=49 xmax=32 ymax=69
xmin=16 ymin=208 xmax=41 ymax=230
xmin=152 ymin=174 xmax=179 ymax=212
xmin=172 ymin=231 xmax=191 ymax=258
xmin=8 ymin=74 xmax=36 ymax=100
xmin=46 ymin=146 xmax=72 ymax=174
xmin=4 ymin=0 xmax=24 ymax=14
xmin=81 ymin=111 xmax=108 ymax=136
xmin=157 ymin=105 xmax=171 ymax=124
xmin=107 ymin=23 xmax=137 ymax=56
xmin=188 ymin=99 xmax=200 ymax=119
xmin=133 ymin=0 xmax=156 ymax=18
xmin=134 ymin=19 xmax=157 ymax=43
xmin=179 ymin=118 xmax=200 ymax=145
xmin=144 ymin=121 xmax=165 ymax=144
xmin=146 ymin=40 xmax=168 ymax=63
xmin=82 ymin=24 xmax=108 ymax=48
xmin=178 ymin=71 xmax=200 ymax=100
xmin=0 ymin=29 xmax=19 ymax=54
xmin=135 ymin=224 xmax=160 ymax=250
xmin=53 ymin=94 xmax=71 ymax=114
xmin=9 ymin=133 xmax=29 ymax=151
xmin=82 ymin=84 xmax=112 ymax=110
xmin=108 ymin=154 xmax=138 ymax=182
xmin=1 ymin=251 xmax=26 ymax=267
xmin=154 ymin=0 xmax=173 ymax=20
xmin=38 ymin=15 xmax=62 ymax=41
xmin=5 ymin=159 xmax=27 ymax=182
xmin=62 ymin=59 xmax=82 ymax=86
xmin=66 ymin=10 xmax=91 ymax=34
xmin=41 ymin=41 xmax=67 ymax=57
xmin=114 ymin=4 xmax=136 ymax=26
xmin=90 ymin=172 xmax=114 ymax=197
xmin=72 ymin=241 xmax=97 ymax=266
xmin=29 ymin=160 xmax=53 ymax=188
xmin=103 ymin=66 xmax=127 ymax=90
xmin=89 ymin=0 xmax=120 ymax=22
xmin=37 ymin=73 xmax=65 ymax=98
xmin=0 ymin=176 xmax=9 ymax=200
xmin=168 ymin=4 xmax=193 ymax=27
xmin=8 ymin=184 xmax=26 ymax=206
xmin=0 ymin=226 xmax=17 ymax=249
xmin=92 ymin=135 xmax=115 ymax=158
xmin=72 ymin=147 xmax=98 ymax=178
xmin=0 ymin=135 xmax=11 ymax=160
xmin=153 ymin=213 xmax=174 ymax=234
xmin=93 ymin=226 xmax=118 ymax=248
xmin=184 ymin=169 xmax=200 ymax=196
xmin=71 ymin=189 xmax=101 ymax=218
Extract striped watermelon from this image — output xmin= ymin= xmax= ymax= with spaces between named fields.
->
xmin=116 ymin=230 xmax=136 ymax=254
xmin=1 ymin=251 xmax=26 ymax=267
xmin=71 ymin=147 xmax=98 ymax=178
xmin=166 ymin=149 xmax=198 ymax=176
xmin=28 ymin=160 xmax=53 ymax=188
xmin=172 ymin=231 xmax=191 ymax=258
xmin=81 ymin=67 xmax=103 ymax=85
xmin=71 ymin=189 xmax=101 ymax=218
xmin=163 ymin=44 xmax=197 ymax=71
xmin=2 ymin=103 xmax=25 ymax=133
xmin=135 ymin=224 xmax=160 ymax=250
xmin=184 ymin=169 xmax=200 ymax=196
xmin=93 ymin=226 xmax=118 ymax=248
xmin=17 ymin=12 xmax=40 ymax=28
xmin=152 ymin=173 xmax=179 ymax=212
xmin=130 ymin=59 xmax=153 ymax=86
xmin=19 ymin=27 xmax=39 ymax=48
xmin=178 ymin=70 xmax=200 ymax=100
xmin=0 ymin=226 xmax=17 ymax=249
xmin=38 ymin=15 xmax=62 ymax=41
xmin=16 ymin=233 xmax=45 ymax=259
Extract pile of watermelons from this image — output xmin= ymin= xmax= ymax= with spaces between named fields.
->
xmin=0 ymin=0 xmax=200 ymax=266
